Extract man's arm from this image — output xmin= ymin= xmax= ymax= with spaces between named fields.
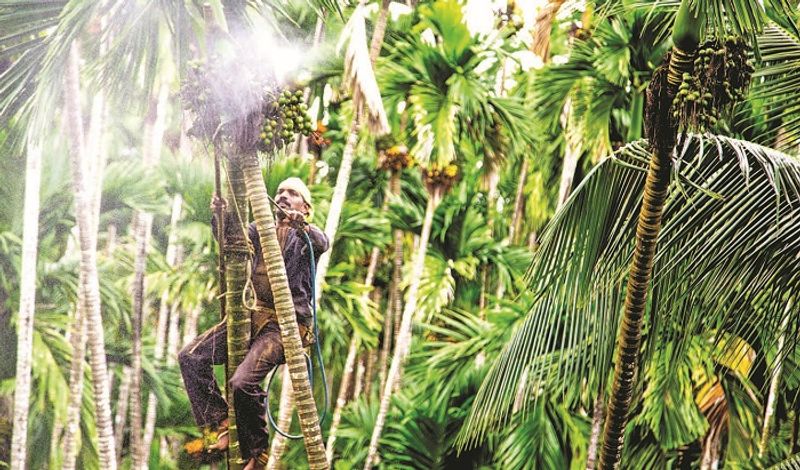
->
xmin=305 ymin=225 xmax=329 ymax=258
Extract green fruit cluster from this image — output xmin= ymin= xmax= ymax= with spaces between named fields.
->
xmin=259 ymin=89 xmax=314 ymax=153
xmin=671 ymin=36 xmax=753 ymax=132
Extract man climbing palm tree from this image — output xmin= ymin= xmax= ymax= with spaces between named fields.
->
xmin=178 ymin=177 xmax=328 ymax=470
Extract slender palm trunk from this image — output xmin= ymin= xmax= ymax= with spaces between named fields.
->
xmin=10 ymin=139 xmax=42 ymax=470
xmin=63 ymin=42 xmax=117 ymax=470
xmin=62 ymin=83 xmax=107 ymax=470
xmin=267 ymin=366 xmax=295 ymax=470
xmin=364 ymin=347 xmax=378 ymax=396
xmin=557 ymin=100 xmax=581 ymax=209
xmin=326 ymin=337 xmax=358 ymax=464
xmin=61 ymin=310 xmax=87 ymax=470
xmin=142 ymin=194 xmax=183 ymax=458
xmin=598 ymin=37 xmax=697 ymax=467
xmin=242 ymin=154 xmax=329 ymax=469
xmin=130 ymin=211 xmax=152 ymax=469
xmin=114 ymin=367 xmax=132 ymax=466
xmin=586 ymin=396 xmax=605 ymax=470
xmin=314 ymin=8 xmax=389 ymax=305
xmin=369 ymin=0 xmax=391 ymax=63
xmin=182 ymin=305 xmax=201 ymax=347
xmin=223 ymin=157 xmax=250 ymax=469
xmin=508 ymin=157 xmax=528 ymax=246
xmin=324 ymin=217 xmax=385 ymax=464
xmin=389 ymin=172 xmax=404 ymax=350
xmin=365 ymin=191 xmax=440 ymax=470
xmin=165 ymin=301 xmax=181 ymax=365
xmin=378 ymin=282 xmax=394 ymax=391
xmin=314 ymin=118 xmax=360 ymax=305
xmin=131 ymin=83 xmax=169 ymax=469
xmin=353 ymin=355 xmax=366 ymax=399
xmin=759 ymin=301 xmax=793 ymax=456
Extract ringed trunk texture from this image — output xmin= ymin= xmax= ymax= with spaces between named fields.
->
xmin=266 ymin=366 xmax=295 ymax=470
xmin=368 ymin=0 xmax=391 ymax=63
xmin=130 ymin=211 xmax=152 ymax=469
xmin=10 ymin=140 xmax=42 ymax=470
xmin=364 ymin=192 xmax=439 ymax=470
xmin=132 ymin=83 xmax=168 ymax=469
xmin=759 ymin=301 xmax=793 ymax=456
xmin=314 ymin=117 xmax=360 ymax=305
xmin=61 ymin=310 xmax=88 ymax=470
xmin=326 ymin=336 xmax=359 ymax=464
xmin=389 ymin=172 xmax=404 ymax=350
xmin=62 ymin=68 xmax=108 ymax=470
xmin=598 ymin=44 xmax=694 ymax=468
xmin=598 ymin=145 xmax=671 ymax=470
xmin=223 ymin=157 xmax=250 ymax=469
xmin=325 ymin=207 xmax=385 ymax=464
xmin=242 ymin=154 xmax=329 ymax=469
xmin=63 ymin=42 xmax=117 ymax=470
xmin=114 ymin=367 xmax=132 ymax=466
xmin=586 ymin=396 xmax=605 ymax=470
xmin=142 ymin=194 xmax=183 ymax=458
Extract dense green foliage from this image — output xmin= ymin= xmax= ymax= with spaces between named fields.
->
xmin=2 ymin=0 xmax=800 ymax=468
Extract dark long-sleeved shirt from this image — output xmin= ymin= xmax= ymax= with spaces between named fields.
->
xmin=212 ymin=214 xmax=329 ymax=324
xmin=248 ymin=222 xmax=328 ymax=323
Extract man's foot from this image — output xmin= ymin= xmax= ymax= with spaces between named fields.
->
xmin=207 ymin=419 xmax=229 ymax=452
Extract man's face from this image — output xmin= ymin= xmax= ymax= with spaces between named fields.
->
xmin=275 ymin=186 xmax=309 ymax=218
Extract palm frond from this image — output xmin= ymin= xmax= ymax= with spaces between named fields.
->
xmin=742 ymin=24 xmax=800 ymax=153
xmin=337 ymin=3 xmax=389 ymax=135
xmin=458 ymin=134 xmax=800 ymax=449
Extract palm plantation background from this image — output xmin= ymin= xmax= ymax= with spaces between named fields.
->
xmin=2 ymin=0 xmax=800 ymax=469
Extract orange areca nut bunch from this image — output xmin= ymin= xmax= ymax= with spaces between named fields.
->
xmin=376 ymin=135 xmax=415 ymax=171
xmin=308 ymin=121 xmax=331 ymax=153
xmin=422 ymin=163 xmax=458 ymax=193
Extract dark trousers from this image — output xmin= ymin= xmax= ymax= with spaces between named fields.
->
xmin=178 ymin=320 xmax=297 ymax=460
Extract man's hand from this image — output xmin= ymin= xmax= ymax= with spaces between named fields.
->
xmin=283 ymin=209 xmax=309 ymax=231
xmin=210 ymin=194 xmax=227 ymax=212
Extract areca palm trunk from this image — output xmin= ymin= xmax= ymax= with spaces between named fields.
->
xmin=61 ymin=309 xmax=87 ymax=470
xmin=369 ymin=0 xmax=391 ymax=62
xmin=132 ymin=83 xmax=169 ymax=469
xmin=267 ymin=366 xmax=295 ymax=470
xmin=63 ymin=42 xmax=117 ymax=470
xmin=759 ymin=301 xmax=793 ymax=456
xmin=222 ymin=157 xmax=250 ymax=469
xmin=314 ymin=119 xmax=360 ymax=305
xmin=62 ymin=84 xmax=107 ymax=470
xmin=314 ymin=5 xmax=389 ymax=305
xmin=365 ymin=189 xmax=441 ymax=470
xmin=325 ymin=206 xmax=386 ymax=464
xmin=10 ymin=139 xmax=42 ymax=470
xmin=114 ymin=367 xmax=132 ymax=466
xmin=130 ymin=210 xmax=152 ymax=469
xmin=598 ymin=3 xmax=700 ymax=465
xmin=326 ymin=337 xmax=358 ymax=464
xmin=241 ymin=153 xmax=329 ymax=469
xmin=142 ymin=194 xmax=183 ymax=459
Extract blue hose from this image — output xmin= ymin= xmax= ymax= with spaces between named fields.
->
xmin=265 ymin=230 xmax=329 ymax=439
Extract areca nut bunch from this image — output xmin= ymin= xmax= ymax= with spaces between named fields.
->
xmin=181 ymin=58 xmax=268 ymax=144
xmin=378 ymin=144 xmax=414 ymax=171
xmin=422 ymin=163 xmax=458 ymax=193
xmin=308 ymin=121 xmax=331 ymax=152
xmin=258 ymin=88 xmax=314 ymax=153
xmin=672 ymin=36 xmax=753 ymax=132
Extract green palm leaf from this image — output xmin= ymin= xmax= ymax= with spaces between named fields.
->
xmin=458 ymin=134 xmax=800 ymax=448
